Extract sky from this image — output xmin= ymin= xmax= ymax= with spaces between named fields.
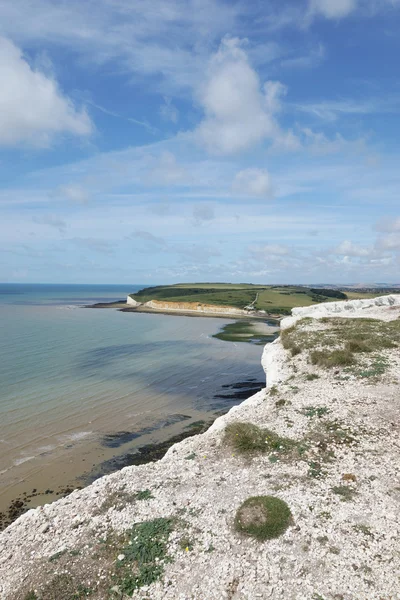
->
xmin=1 ymin=0 xmax=400 ymax=285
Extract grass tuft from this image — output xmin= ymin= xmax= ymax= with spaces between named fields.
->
xmin=235 ymin=496 xmax=291 ymax=540
xmin=310 ymin=349 xmax=355 ymax=368
xmin=224 ymin=422 xmax=296 ymax=455
xmin=331 ymin=485 xmax=357 ymax=502
xmin=112 ymin=517 xmax=173 ymax=595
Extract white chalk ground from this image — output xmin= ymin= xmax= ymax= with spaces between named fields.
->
xmin=0 ymin=296 xmax=399 ymax=600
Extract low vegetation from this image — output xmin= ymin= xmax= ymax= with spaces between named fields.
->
xmin=224 ymin=422 xmax=296 ymax=456
xmin=112 ymin=518 xmax=173 ymax=595
xmin=129 ymin=283 xmax=358 ymax=315
xmin=235 ymin=496 xmax=292 ymax=540
xmin=281 ymin=316 xmax=400 ymax=378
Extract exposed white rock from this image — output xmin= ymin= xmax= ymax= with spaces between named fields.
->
xmin=126 ymin=295 xmax=142 ymax=307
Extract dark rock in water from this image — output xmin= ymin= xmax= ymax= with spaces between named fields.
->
xmin=83 ymin=419 xmax=214 ymax=485
xmin=100 ymin=413 xmax=192 ymax=448
xmin=221 ymin=381 xmax=264 ymax=390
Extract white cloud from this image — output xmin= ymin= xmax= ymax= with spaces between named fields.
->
xmin=147 ymin=151 xmax=187 ymax=185
xmin=194 ymin=37 xmax=296 ymax=154
xmin=192 ymin=204 xmax=215 ymax=225
xmin=58 ymin=184 xmax=90 ymax=204
xmin=334 ymin=240 xmax=371 ymax=256
xmin=232 ymin=168 xmax=274 ymax=198
xmin=308 ymin=0 xmax=358 ymax=19
xmin=249 ymin=244 xmax=290 ymax=257
xmin=0 ymin=37 xmax=92 ymax=147
xmin=376 ymin=233 xmax=400 ymax=250
xmin=375 ymin=217 xmax=400 ymax=232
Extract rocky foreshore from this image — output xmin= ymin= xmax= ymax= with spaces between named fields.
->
xmin=1 ymin=295 xmax=399 ymax=600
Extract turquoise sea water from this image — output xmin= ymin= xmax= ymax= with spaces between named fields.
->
xmin=0 ymin=284 xmax=265 ymax=514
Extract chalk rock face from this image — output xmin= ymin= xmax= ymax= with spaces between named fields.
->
xmin=126 ymin=295 xmax=141 ymax=307
xmin=292 ymin=293 xmax=400 ymax=317
xmin=281 ymin=293 xmax=400 ymax=330
xmin=144 ymin=299 xmax=248 ymax=315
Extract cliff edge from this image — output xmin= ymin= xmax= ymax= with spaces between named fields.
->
xmin=1 ymin=295 xmax=399 ymax=600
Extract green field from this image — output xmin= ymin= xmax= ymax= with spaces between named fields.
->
xmin=130 ymin=284 xmax=365 ymax=315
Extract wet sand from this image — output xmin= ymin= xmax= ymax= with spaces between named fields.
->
xmin=0 ymin=378 xmax=265 ymax=530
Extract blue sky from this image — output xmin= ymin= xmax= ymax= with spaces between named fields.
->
xmin=1 ymin=0 xmax=400 ymax=285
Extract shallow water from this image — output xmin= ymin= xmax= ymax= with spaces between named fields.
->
xmin=0 ymin=284 xmax=265 ymax=517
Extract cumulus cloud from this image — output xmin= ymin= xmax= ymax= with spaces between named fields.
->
xmin=334 ymin=240 xmax=371 ymax=257
xmin=195 ymin=37 xmax=296 ymax=154
xmin=232 ymin=168 xmax=274 ymax=198
xmin=0 ymin=37 xmax=93 ymax=147
xmin=376 ymin=233 xmax=400 ymax=250
xmin=308 ymin=0 xmax=357 ymax=19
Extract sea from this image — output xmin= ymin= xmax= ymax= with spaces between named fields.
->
xmin=0 ymin=283 xmax=266 ymax=524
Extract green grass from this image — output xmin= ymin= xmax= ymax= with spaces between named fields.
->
xmin=305 ymin=373 xmax=320 ymax=381
xmin=235 ymin=496 xmax=292 ymax=540
xmin=224 ymin=422 xmax=296 ymax=455
xmin=129 ymin=284 xmax=360 ymax=315
xmin=300 ymin=406 xmax=330 ymax=418
xmin=281 ymin=316 xmax=400 ymax=376
xmin=310 ymin=349 xmax=355 ymax=367
xmin=135 ymin=489 xmax=154 ymax=501
xmin=112 ymin=518 xmax=173 ymax=595
xmin=331 ymin=485 xmax=357 ymax=501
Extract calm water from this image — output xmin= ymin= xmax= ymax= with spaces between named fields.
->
xmin=0 ymin=284 xmax=265 ymax=515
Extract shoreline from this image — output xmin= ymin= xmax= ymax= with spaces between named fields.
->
xmin=86 ymin=300 xmax=283 ymax=321
xmin=0 ymin=377 xmax=265 ymax=531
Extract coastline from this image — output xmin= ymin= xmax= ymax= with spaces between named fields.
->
xmin=2 ymin=295 xmax=399 ymax=599
xmin=87 ymin=299 xmax=284 ymax=321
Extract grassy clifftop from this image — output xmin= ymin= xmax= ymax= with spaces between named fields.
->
xmin=130 ymin=283 xmax=350 ymax=315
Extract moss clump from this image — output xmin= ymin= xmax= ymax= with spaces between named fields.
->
xmin=224 ymin=422 xmax=295 ymax=455
xmin=235 ymin=496 xmax=291 ymax=540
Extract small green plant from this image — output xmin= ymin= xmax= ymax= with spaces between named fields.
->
xmin=112 ymin=517 xmax=174 ymax=595
xmin=331 ymin=485 xmax=357 ymax=502
xmin=224 ymin=422 xmax=296 ymax=455
xmin=305 ymin=373 xmax=320 ymax=381
xmin=269 ymin=385 xmax=278 ymax=396
xmin=179 ymin=536 xmax=194 ymax=551
xmin=235 ymin=496 xmax=291 ymax=540
xmin=24 ymin=593 xmax=38 ymax=600
xmin=49 ymin=549 xmax=68 ymax=562
xmin=308 ymin=461 xmax=324 ymax=478
xmin=353 ymin=524 xmax=374 ymax=537
xmin=310 ymin=349 xmax=355 ymax=368
xmin=184 ymin=452 xmax=196 ymax=460
xmin=300 ymin=406 xmax=329 ymax=418
xmin=275 ymin=398 xmax=286 ymax=407
xmin=291 ymin=345 xmax=301 ymax=356
xmin=135 ymin=489 xmax=154 ymax=501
